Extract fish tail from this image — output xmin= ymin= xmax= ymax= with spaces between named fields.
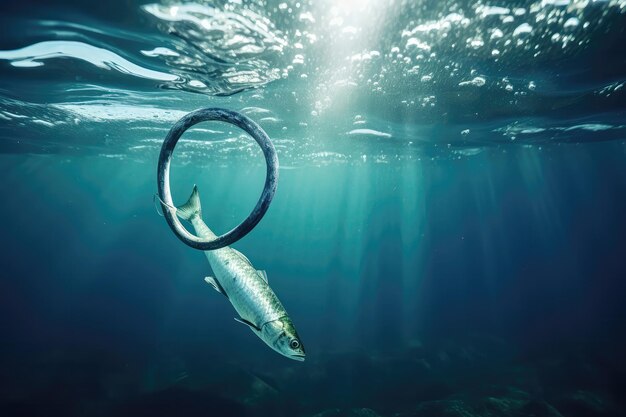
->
xmin=176 ymin=184 xmax=202 ymax=221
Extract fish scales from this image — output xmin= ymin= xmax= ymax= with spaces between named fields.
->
xmin=191 ymin=217 xmax=286 ymax=327
xmin=173 ymin=185 xmax=305 ymax=360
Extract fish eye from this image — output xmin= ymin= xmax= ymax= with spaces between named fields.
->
xmin=290 ymin=339 xmax=300 ymax=349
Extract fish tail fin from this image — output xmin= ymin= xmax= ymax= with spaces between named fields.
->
xmin=176 ymin=184 xmax=202 ymax=221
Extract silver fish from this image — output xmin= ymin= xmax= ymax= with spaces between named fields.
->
xmin=176 ymin=185 xmax=305 ymax=361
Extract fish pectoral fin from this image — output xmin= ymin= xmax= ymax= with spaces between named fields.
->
xmin=234 ymin=317 xmax=261 ymax=332
xmin=204 ymin=276 xmax=227 ymax=297
xmin=257 ymin=270 xmax=268 ymax=283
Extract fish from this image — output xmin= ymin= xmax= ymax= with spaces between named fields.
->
xmin=175 ymin=185 xmax=306 ymax=361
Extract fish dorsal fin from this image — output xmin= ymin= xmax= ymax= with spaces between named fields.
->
xmin=232 ymin=248 xmax=252 ymax=266
xmin=257 ymin=270 xmax=268 ymax=283
xmin=234 ymin=317 xmax=261 ymax=332
xmin=204 ymin=276 xmax=227 ymax=297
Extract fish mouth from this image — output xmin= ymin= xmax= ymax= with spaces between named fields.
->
xmin=289 ymin=354 xmax=306 ymax=362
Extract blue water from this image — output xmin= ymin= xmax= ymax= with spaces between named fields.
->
xmin=1 ymin=1 xmax=626 ymax=417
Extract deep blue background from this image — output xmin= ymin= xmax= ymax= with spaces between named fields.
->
xmin=1 ymin=142 xmax=625 ymax=416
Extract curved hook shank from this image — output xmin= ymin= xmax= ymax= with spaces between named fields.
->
xmin=157 ymin=107 xmax=278 ymax=250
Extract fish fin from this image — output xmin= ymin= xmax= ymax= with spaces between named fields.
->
xmin=176 ymin=185 xmax=202 ymax=221
xmin=234 ymin=317 xmax=261 ymax=332
xmin=232 ymin=248 xmax=252 ymax=266
xmin=257 ymin=270 xmax=268 ymax=283
xmin=204 ymin=276 xmax=227 ymax=297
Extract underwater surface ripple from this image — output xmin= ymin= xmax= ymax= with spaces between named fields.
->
xmin=0 ymin=0 xmax=625 ymax=163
